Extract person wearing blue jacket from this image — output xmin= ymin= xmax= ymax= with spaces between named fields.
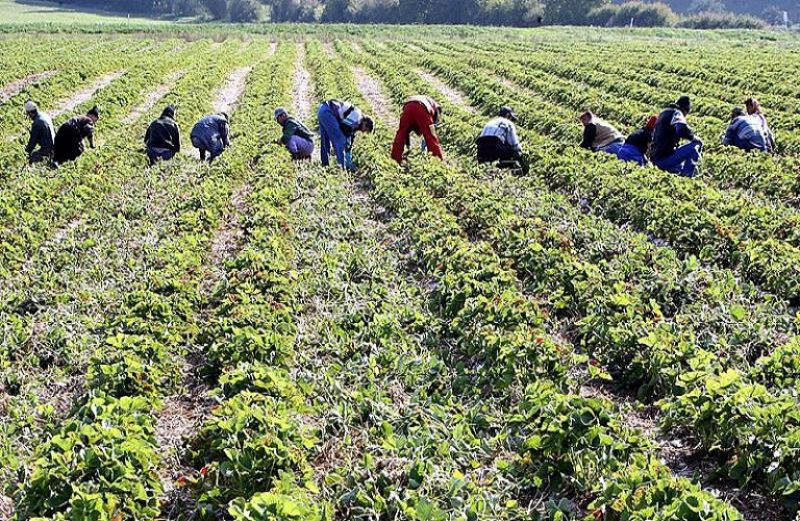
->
xmin=650 ymin=96 xmax=703 ymax=178
xmin=191 ymin=113 xmax=230 ymax=162
xmin=317 ymin=99 xmax=374 ymax=169
xmin=722 ymin=107 xmax=767 ymax=152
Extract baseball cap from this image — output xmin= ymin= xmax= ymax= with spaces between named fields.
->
xmin=274 ymin=107 xmax=288 ymax=120
xmin=499 ymin=106 xmax=517 ymax=121
xmin=24 ymin=100 xmax=37 ymax=113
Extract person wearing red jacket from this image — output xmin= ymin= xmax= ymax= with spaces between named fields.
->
xmin=391 ymin=95 xmax=444 ymax=164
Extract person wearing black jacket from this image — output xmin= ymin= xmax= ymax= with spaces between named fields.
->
xmin=53 ymin=106 xmax=99 ymax=166
xmin=145 ymin=105 xmax=181 ymax=165
xmin=650 ymin=96 xmax=703 ymax=177
xmin=616 ymin=115 xmax=657 ymax=166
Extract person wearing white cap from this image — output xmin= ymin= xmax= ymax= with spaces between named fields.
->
xmin=273 ymin=107 xmax=314 ymax=160
xmin=24 ymin=100 xmax=55 ymax=165
xmin=476 ymin=106 xmax=528 ymax=174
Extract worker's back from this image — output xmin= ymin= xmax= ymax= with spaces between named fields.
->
xmin=650 ymin=107 xmax=681 ymax=160
xmin=147 ymin=116 xmax=180 ymax=150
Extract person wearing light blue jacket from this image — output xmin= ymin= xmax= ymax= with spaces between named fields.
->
xmin=191 ymin=113 xmax=230 ymax=162
xmin=317 ymin=99 xmax=374 ymax=169
xmin=722 ymin=107 xmax=767 ymax=153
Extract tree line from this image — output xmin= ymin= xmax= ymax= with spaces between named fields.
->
xmin=66 ymin=0 xmax=782 ymax=27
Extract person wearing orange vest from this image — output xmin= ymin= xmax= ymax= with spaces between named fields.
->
xmin=391 ymin=95 xmax=444 ymax=164
xmin=579 ymin=111 xmax=624 ymax=155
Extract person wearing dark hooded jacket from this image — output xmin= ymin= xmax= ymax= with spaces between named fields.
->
xmin=650 ymin=96 xmax=703 ymax=178
xmin=145 ymin=105 xmax=181 ymax=165
xmin=53 ymin=106 xmax=99 ymax=166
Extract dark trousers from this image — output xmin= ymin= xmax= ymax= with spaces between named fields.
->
xmin=28 ymin=147 xmax=53 ymax=165
xmin=476 ymin=136 xmax=528 ymax=173
xmin=147 ymin=147 xmax=176 ymax=165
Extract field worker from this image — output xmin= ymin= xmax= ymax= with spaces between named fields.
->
xmin=391 ymin=95 xmax=443 ymax=164
xmin=745 ymin=97 xmax=776 ymax=152
xmin=144 ymin=105 xmax=180 ymax=165
xmin=24 ymin=100 xmax=55 ymax=165
xmin=191 ymin=112 xmax=230 ymax=162
xmin=651 ymin=96 xmax=703 ymax=178
xmin=53 ymin=105 xmax=99 ymax=166
xmin=274 ymin=107 xmax=314 ymax=160
xmin=579 ymin=111 xmax=624 ymax=155
xmin=616 ymin=115 xmax=658 ymax=166
xmin=476 ymin=106 xmax=528 ymax=174
xmin=317 ymin=99 xmax=374 ymax=170
xmin=722 ymin=107 xmax=768 ymax=153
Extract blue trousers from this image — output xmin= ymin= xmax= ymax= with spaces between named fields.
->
xmin=317 ymin=104 xmax=353 ymax=169
xmin=598 ymin=141 xmax=623 ymax=155
xmin=616 ymin=144 xmax=646 ymax=166
xmin=653 ymin=141 xmax=702 ymax=178
xmin=147 ymin=147 xmax=175 ymax=164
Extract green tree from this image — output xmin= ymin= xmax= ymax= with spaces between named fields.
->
xmin=543 ymin=0 xmax=609 ymax=24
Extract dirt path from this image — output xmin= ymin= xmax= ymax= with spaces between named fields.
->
xmin=52 ymin=71 xmax=124 ymax=117
xmin=352 ymin=66 xmax=398 ymax=129
xmin=121 ymin=70 xmax=187 ymax=125
xmin=0 ymin=71 xmax=57 ymax=104
xmin=293 ymin=42 xmax=313 ymax=123
xmin=417 ymin=70 xmax=476 ymax=114
xmin=213 ymin=66 xmax=252 ymax=114
xmin=157 ymin=181 xmax=252 ymax=515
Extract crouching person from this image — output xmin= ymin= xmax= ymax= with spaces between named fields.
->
xmin=191 ymin=112 xmax=230 ymax=162
xmin=617 ymin=115 xmax=657 ymax=166
xmin=651 ymin=96 xmax=703 ymax=178
xmin=476 ymin=106 xmax=528 ymax=174
xmin=53 ymin=106 xmax=99 ymax=167
xmin=274 ymin=107 xmax=314 ymax=160
xmin=579 ymin=111 xmax=624 ymax=155
xmin=722 ymin=107 xmax=767 ymax=153
xmin=24 ymin=100 xmax=55 ymax=165
xmin=144 ymin=105 xmax=180 ymax=165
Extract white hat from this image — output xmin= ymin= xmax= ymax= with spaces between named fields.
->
xmin=24 ymin=100 xmax=37 ymax=113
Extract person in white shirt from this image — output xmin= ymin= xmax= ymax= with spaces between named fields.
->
xmin=476 ymin=106 xmax=527 ymax=173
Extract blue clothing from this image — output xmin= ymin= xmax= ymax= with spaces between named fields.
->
xmin=318 ymin=103 xmax=354 ymax=169
xmin=190 ymin=114 xmax=230 ymax=160
xmin=598 ymin=141 xmax=623 ymax=155
xmin=653 ymin=141 xmax=702 ymax=178
xmin=147 ymin=147 xmax=175 ymax=164
xmin=617 ymin=143 xmax=647 ymax=166
xmin=723 ymin=116 xmax=767 ymax=152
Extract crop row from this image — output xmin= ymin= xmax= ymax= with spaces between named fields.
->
xmin=7 ymin=41 xmax=277 ymax=519
xmin=413 ymin=40 xmax=800 ymax=210
xmin=406 ymin=49 xmax=800 ymax=303
xmin=323 ymin=39 xmax=747 ymax=519
xmin=0 ymin=40 xmax=244 ymax=281
xmin=342 ymin=40 xmax=800 ymax=510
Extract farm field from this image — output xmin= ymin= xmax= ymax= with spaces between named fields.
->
xmin=1 ymin=29 xmax=800 ymax=520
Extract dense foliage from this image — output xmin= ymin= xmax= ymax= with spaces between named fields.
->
xmin=2 ymin=28 xmax=800 ymax=521
xmin=53 ymin=0 xmax=789 ymax=26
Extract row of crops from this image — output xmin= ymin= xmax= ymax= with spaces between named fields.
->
xmin=1 ymin=31 xmax=800 ymax=520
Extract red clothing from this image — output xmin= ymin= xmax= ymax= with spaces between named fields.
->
xmin=391 ymin=99 xmax=443 ymax=163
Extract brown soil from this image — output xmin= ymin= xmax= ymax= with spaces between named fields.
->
xmin=214 ymin=66 xmax=252 ymax=114
xmin=52 ymin=71 xmax=124 ymax=117
xmin=417 ymin=70 xmax=476 ymax=114
xmin=352 ymin=66 xmax=398 ymax=129
xmin=121 ymin=69 xmax=187 ymax=125
xmin=293 ymin=43 xmax=313 ymax=123
xmin=0 ymin=70 xmax=57 ymax=103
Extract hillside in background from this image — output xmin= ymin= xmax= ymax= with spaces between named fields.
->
xmin=9 ymin=0 xmax=791 ymax=26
